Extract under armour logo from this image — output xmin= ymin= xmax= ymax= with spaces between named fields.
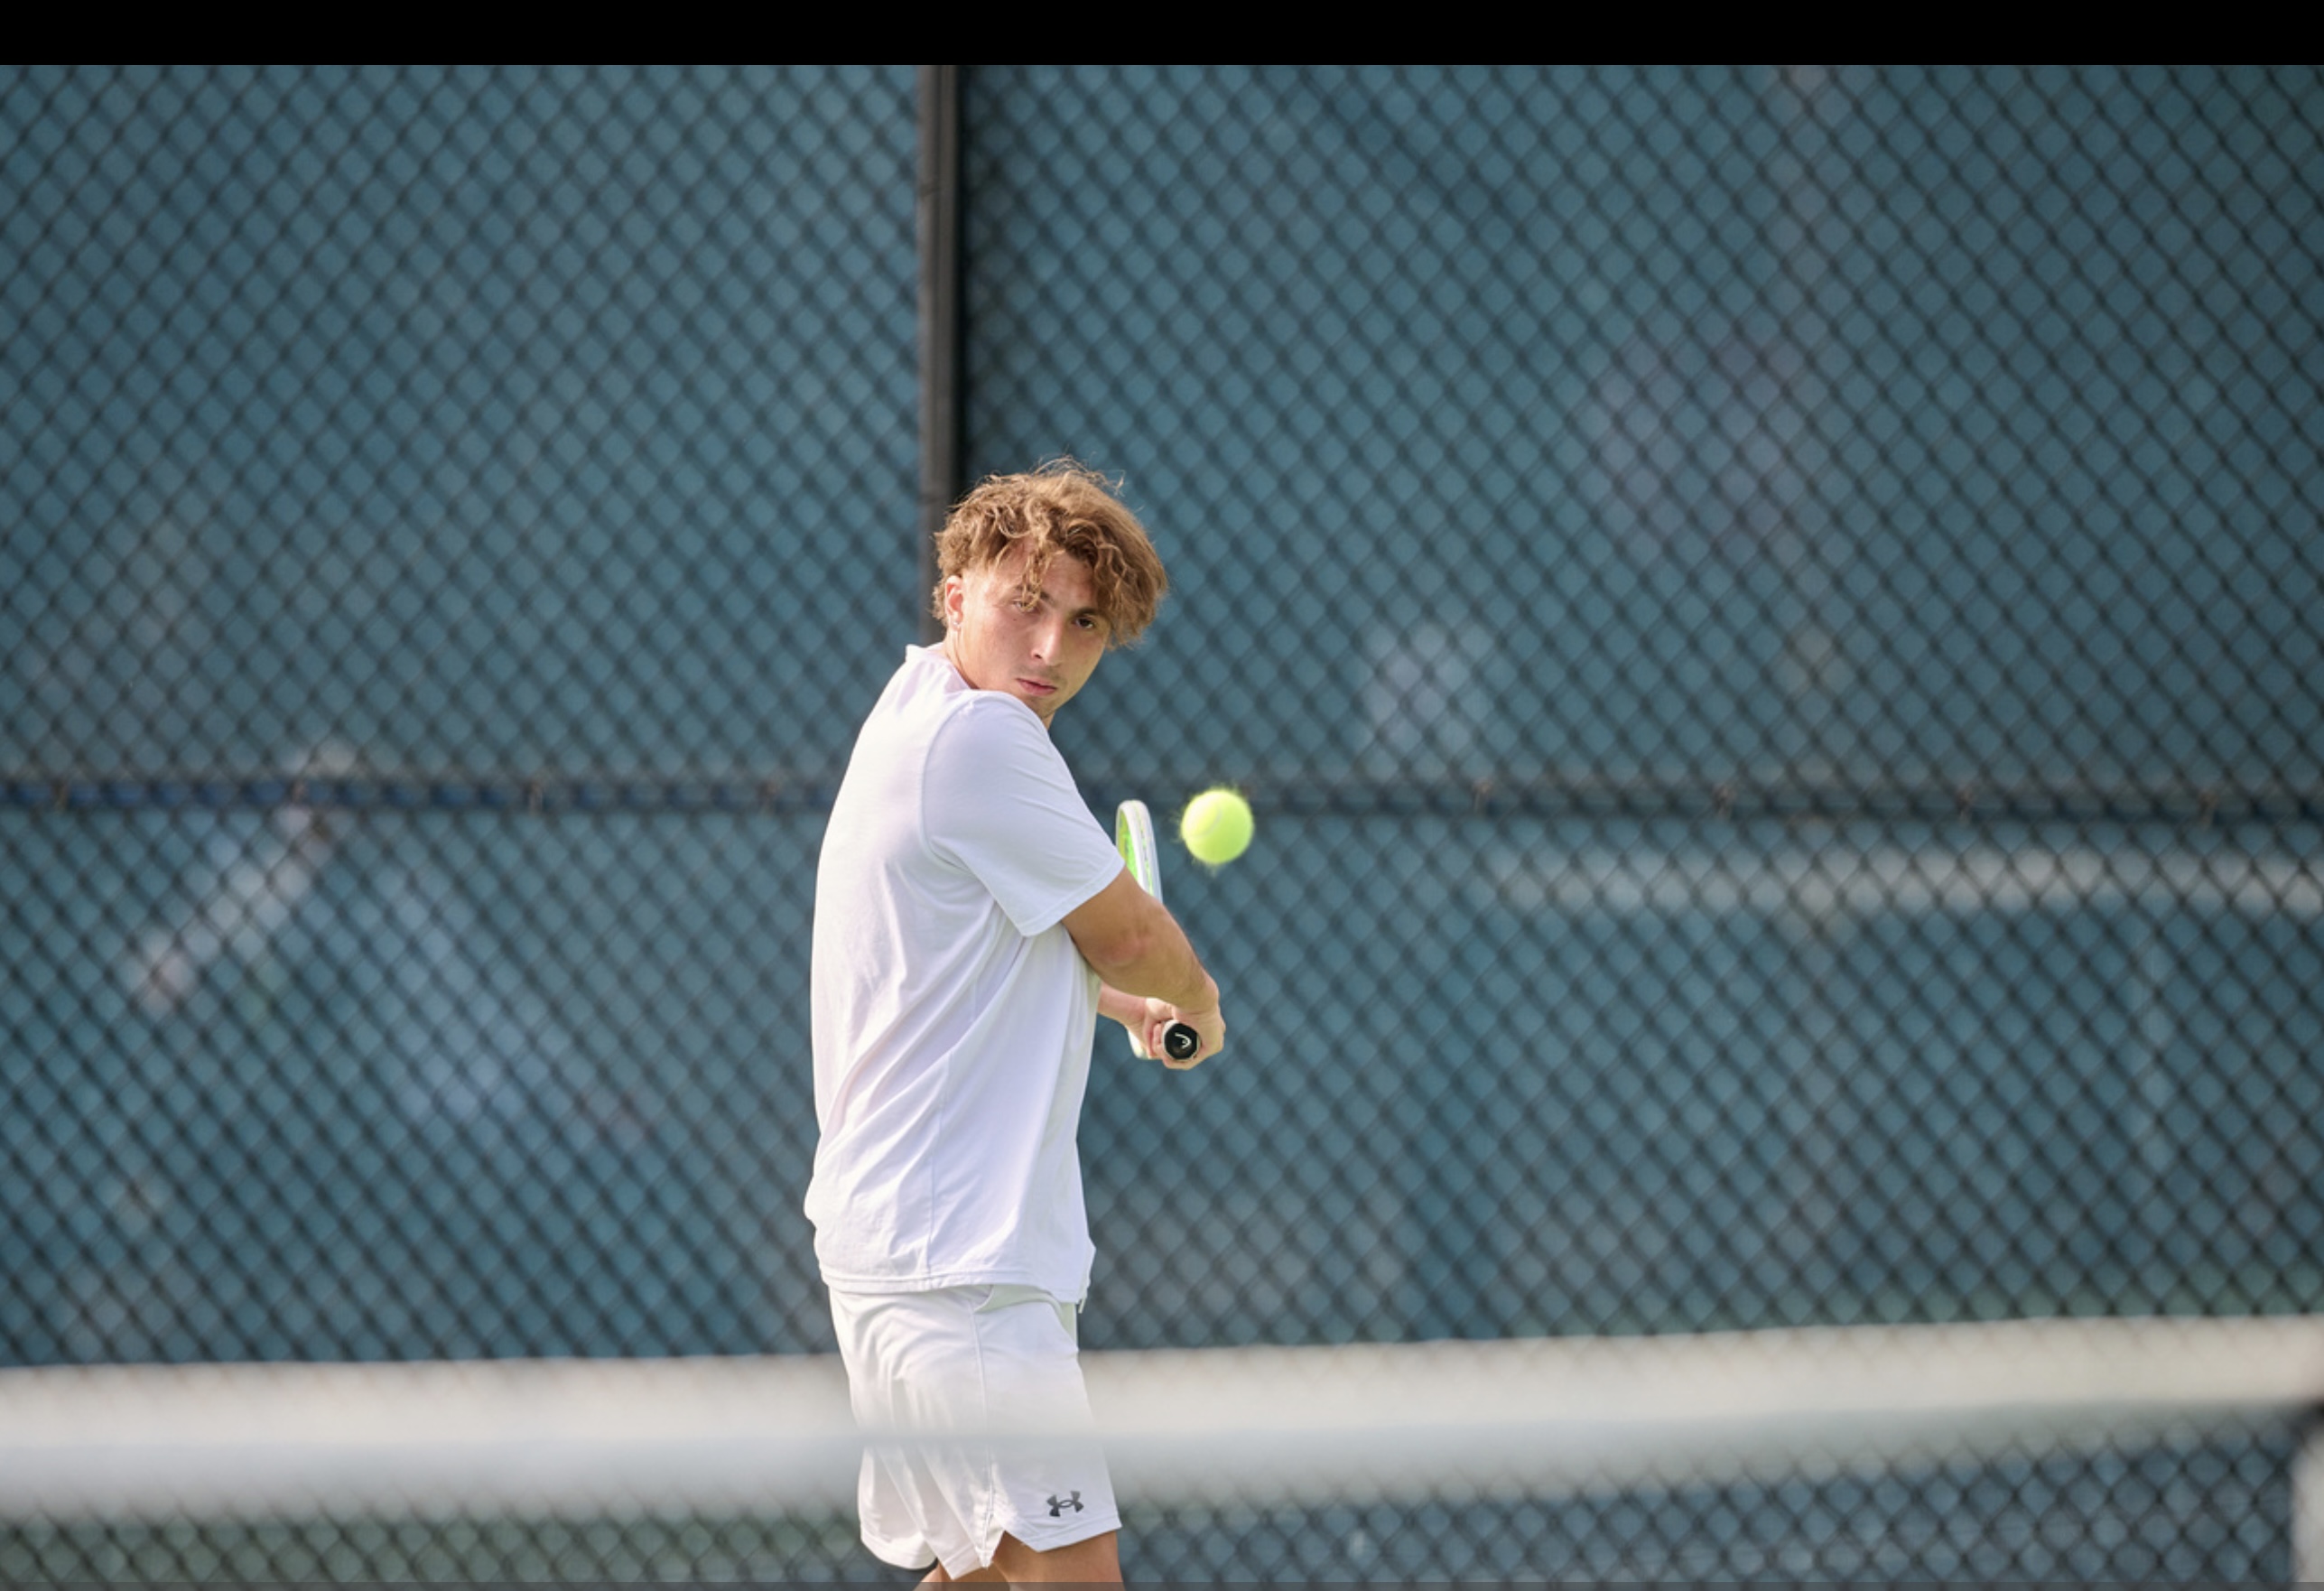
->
xmin=1046 ymin=1491 xmax=1083 ymax=1517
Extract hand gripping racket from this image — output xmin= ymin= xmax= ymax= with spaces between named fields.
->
xmin=1115 ymin=799 xmax=1201 ymax=1063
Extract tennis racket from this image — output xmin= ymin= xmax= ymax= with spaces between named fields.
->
xmin=1115 ymin=799 xmax=1200 ymax=1063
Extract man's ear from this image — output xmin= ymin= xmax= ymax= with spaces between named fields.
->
xmin=941 ymin=574 xmax=964 ymax=629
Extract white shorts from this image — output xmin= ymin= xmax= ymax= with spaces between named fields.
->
xmin=827 ymin=1282 xmax=1120 ymax=1577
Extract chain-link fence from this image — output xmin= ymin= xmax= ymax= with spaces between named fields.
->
xmin=5 ymin=64 xmax=2321 ymax=1580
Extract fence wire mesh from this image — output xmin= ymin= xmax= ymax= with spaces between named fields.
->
xmin=4 ymin=63 xmax=2322 ymax=1581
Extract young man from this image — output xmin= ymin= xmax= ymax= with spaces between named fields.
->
xmin=806 ymin=464 xmax=1225 ymax=1583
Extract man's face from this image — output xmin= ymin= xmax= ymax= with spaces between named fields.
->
xmin=940 ymin=543 xmax=1111 ymax=726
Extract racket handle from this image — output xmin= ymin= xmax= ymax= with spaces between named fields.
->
xmin=1161 ymin=1022 xmax=1199 ymax=1062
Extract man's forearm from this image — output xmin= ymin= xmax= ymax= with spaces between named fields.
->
xmin=1083 ymin=908 xmax=1214 ymax=1015
xmin=1072 ymin=874 xmax=1227 ymax=1065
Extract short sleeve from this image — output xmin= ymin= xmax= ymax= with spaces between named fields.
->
xmin=923 ymin=697 xmax=1124 ymax=937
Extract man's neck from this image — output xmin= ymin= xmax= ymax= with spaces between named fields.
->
xmin=929 ymin=638 xmax=1056 ymax=730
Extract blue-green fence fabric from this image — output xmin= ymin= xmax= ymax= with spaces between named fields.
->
xmin=968 ymin=66 xmax=2324 ymax=788
xmin=4 ymin=63 xmax=2321 ymax=1581
xmin=1 ymin=64 xmax=914 ymax=1369
xmin=2 ymin=65 xmax=919 ymax=776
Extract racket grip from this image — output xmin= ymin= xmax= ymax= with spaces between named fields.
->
xmin=1161 ymin=1022 xmax=1199 ymax=1062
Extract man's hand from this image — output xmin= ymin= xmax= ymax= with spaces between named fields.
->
xmin=1099 ymin=980 xmax=1225 ymax=1068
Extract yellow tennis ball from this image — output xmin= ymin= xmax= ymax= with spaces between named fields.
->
xmin=1180 ymin=788 xmax=1253 ymax=866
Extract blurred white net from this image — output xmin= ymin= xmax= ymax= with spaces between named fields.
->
xmin=5 ymin=1316 xmax=2320 ymax=1579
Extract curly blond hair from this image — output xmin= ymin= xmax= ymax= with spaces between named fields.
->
xmin=931 ymin=461 xmax=1168 ymax=647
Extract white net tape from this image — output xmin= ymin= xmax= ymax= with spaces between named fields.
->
xmin=7 ymin=1316 xmax=2319 ymax=1527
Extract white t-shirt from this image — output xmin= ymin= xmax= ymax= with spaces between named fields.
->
xmin=806 ymin=646 xmax=1125 ymax=1298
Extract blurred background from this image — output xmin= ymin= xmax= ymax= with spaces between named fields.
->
xmin=3 ymin=65 xmax=2321 ymax=1579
